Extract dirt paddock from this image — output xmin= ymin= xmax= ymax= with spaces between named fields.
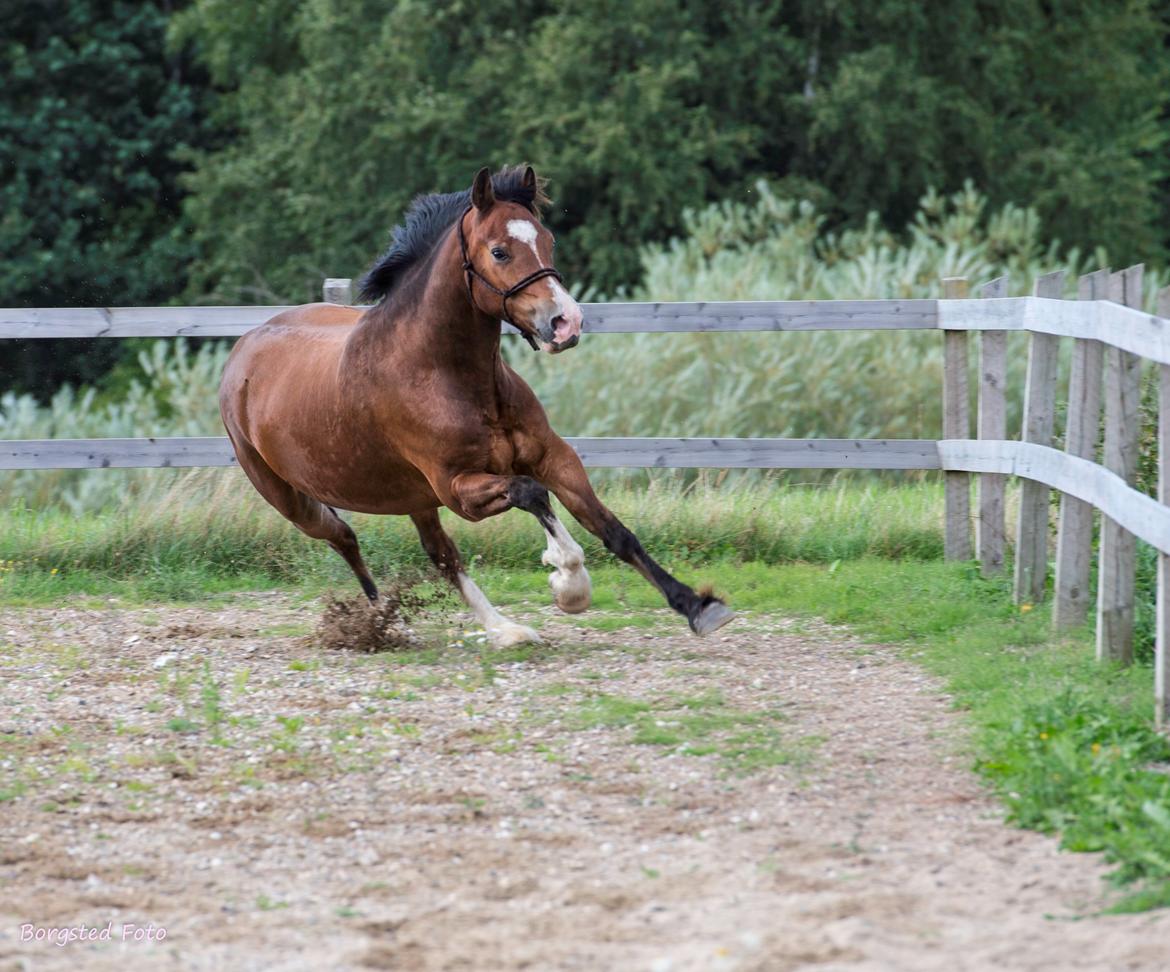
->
xmin=1 ymin=592 xmax=1167 ymax=971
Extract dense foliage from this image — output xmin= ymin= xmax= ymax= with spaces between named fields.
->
xmin=519 ymin=184 xmax=1151 ymax=445
xmin=170 ymin=0 xmax=1170 ymax=303
xmin=0 ymin=0 xmax=218 ymax=396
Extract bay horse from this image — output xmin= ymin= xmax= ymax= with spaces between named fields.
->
xmin=219 ymin=165 xmax=734 ymax=646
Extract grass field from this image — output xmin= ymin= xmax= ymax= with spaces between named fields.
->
xmin=2 ymin=477 xmax=1168 ymax=912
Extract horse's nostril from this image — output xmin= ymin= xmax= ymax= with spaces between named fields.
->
xmin=551 ymin=314 xmax=566 ymax=329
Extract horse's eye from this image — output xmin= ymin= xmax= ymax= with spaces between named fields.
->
xmin=491 ymin=247 xmax=508 ymax=261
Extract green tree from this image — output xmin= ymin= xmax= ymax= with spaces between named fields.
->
xmin=796 ymin=1 xmax=1169 ymax=260
xmin=170 ymin=1 xmax=1170 ymax=300
xmin=0 ymin=0 xmax=217 ymax=395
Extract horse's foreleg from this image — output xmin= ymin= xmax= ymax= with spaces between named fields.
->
xmin=447 ymin=472 xmax=591 ymax=614
xmin=536 ymin=444 xmax=734 ymax=636
xmin=409 ymin=508 xmax=539 ymax=648
xmin=538 ymin=510 xmax=592 ymax=614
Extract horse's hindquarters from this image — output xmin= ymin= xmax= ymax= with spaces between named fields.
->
xmin=219 ymin=306 xmax=439 ymax=516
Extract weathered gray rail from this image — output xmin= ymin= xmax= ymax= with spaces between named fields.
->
xmin=0 ymin=437 xmax=940 ymax=471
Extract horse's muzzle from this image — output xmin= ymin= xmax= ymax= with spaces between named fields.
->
xmin=535 ymin=313 xmax=581 ymax=353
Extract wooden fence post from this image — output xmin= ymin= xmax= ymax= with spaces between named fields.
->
xmin=1014 ymin=271 xmax=1064 ymax=603
xmin=942 ymin=277 xmax=972 ymax=561
xmin=1157 ymin=285 xmax=1170 ymax=726
xmin=1053 ymin=269 xmax=1109 ymax=629
xmin=323 ymin=278 xmax=353 ymax=305
xmin=1096 ymin=265 xmax=1144 ymax=664
xmin=977 ymin=276 xmax=1008 ymax=575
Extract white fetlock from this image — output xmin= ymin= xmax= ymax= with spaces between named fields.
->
xmin=542 ymin=520 xmax=592 ymax=614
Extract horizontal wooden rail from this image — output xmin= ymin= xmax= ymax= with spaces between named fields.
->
xmin=0 ymin=306 xmax=296 ymax=339
xmin=0 ymin=437 xmax=238 ymax=469
xmin=579 ymin=300 xmax=938 ymax=333
xmin=0 ymin=436 xmax=942 ymax=472
xmin=938 ymin=439 xmax=1170 ymax=556
xmin=11 ymin=433 xmax=1166 ymax=551
xmin=939 ymin=297 xmax=1170 ymax=365
xmin=6 ymin=297 xmax=1170 ymax=361
xmin=0 ymin=300 xmax=938 ymax=339
xmin=569 ymin=437 xmax=939 ymax=468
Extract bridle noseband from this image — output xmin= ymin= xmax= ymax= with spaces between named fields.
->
xmin=457 ymin=205 xmax=563 ymax=350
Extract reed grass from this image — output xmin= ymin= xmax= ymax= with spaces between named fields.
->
xmin=0 ymin=472 xmax=947 ymax=600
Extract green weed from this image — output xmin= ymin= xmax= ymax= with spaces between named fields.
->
xmin=563 ymin=689 xmax=806 ymax=774
xmin=200 ymin=661 xmax=227 ymax=743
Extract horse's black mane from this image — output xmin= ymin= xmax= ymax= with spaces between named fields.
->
xmin=357 ymin=166 xmax=549 ymax=304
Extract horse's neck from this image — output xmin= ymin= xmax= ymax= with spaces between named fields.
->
xmin=353 ymin=246 xmax=505 ymax=395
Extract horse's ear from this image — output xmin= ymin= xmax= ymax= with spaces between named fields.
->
xmin=471 ymin=167 xmax=495 ymax=212
xmin=521 ymin=165 xmax=537 ymax=193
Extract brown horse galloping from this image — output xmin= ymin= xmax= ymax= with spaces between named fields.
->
xmin=219 ymin=165 xmax=734 ymax=646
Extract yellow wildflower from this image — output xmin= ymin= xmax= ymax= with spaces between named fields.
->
xmin=1020 ymin=603 xmax=1034 ymax=613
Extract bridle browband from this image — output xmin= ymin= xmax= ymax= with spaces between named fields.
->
xmin=457 ymin=205 xmax=563 ymax=351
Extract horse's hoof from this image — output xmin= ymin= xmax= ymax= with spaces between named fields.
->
xmin=549 ymin=565 xmax=591 ymax=614
xmin=690 ymin=600 xmax=736 ymax=636
xmin=555 ymin=595 xmax=590 ymax=614
xmin=553 ymin=582 xmax=591 ymax=614
xmin=488 ymin=623 xmax=541 ymax=648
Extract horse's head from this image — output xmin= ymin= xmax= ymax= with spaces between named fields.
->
xmin=459 ymin=166 xmax=583 ymax=354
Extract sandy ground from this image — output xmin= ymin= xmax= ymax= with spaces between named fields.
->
xmin=0 ymin=591 xmax=1167 ymax=972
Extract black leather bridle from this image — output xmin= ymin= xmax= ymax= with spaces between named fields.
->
xmin=457 ymin=205 xmax=563 ymax=350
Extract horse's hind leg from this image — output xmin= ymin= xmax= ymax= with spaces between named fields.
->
xmin=230 ymin=435 xmax=379 ymax=602
xmin=409 ymin=509 xmax=539 ymax=648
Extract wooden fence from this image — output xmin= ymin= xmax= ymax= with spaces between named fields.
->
xmin=3 ymin=272 xmax=1170 ymax=725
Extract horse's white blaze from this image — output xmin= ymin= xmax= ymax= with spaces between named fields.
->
xmin=456 ymin=571 xmax=539 ymax=647
xmin=506 ymin=219 xmax=540 ymax=252
xmin=542 ymin=515 xmax=591 ymax=613
xmin=547 ymin=275 xmax=573 ymax=313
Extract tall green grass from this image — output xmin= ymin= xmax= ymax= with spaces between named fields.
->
xmin=0 ymin=473 xmax=946 ymax=602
